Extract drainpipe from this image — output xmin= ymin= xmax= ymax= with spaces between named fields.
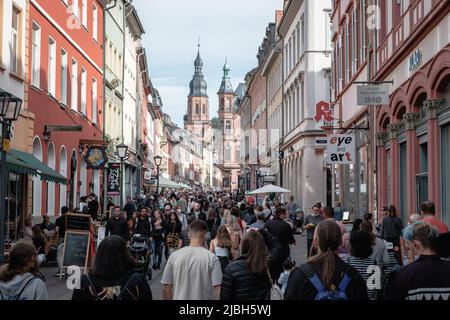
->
xmin=102 ymin=0 xmax=118 ymax=217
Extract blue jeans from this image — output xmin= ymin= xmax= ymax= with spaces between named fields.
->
xmin=151 ymin=238 xmax=163 ymax=267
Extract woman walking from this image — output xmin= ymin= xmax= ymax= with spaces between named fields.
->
xmin=72 ymin=235 xmax=151 ymax=300
xmin=220 ymin=230 xmax=271 ymax=300
xmin=285 ymin=220 xmax=368 ymax=300
xmin=164 ymin=211 xmax=183 ymax=260
xmin=151 ymin=210 xmax=165 ymax=270
xmin=226 ymin=215 xmax=242 ymax=260
xmin=379 ymin=205 xmax=404 ymax=264
xmin=210 ymin=225 xmax=232 ymax=272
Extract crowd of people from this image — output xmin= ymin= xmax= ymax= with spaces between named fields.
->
xmin=1 ymin=187 xmax=450 ymax=301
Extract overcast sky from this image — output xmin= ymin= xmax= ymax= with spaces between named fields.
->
xmin=134 ymin=0 xmax=282 ymax=126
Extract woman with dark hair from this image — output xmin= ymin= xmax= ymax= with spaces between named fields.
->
xmin=351 ymin=219 xmax=363 ymax=234
xmin=151 ymin=210 xmax=165 ymax=270
xmin=220 ymin=230 xmax=271 ymax=300
xmin=164 ymin=211 xmax=183 ymax=259
xmin=379 ymin=205 xmax=404 ymax=263
xmin=345 ymin=230 xmax=378 ymax=300
xmin=0 ymin=241 xmax=48 ymax=300
xmin=285 ymin=220 xmax=368 ymax=300
xmin=72 ymin=235 xmax=152 ymax=300
xmin=32 ymin=226 xmax=48 ymax=266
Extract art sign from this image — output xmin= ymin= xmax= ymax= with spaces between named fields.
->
xmin=326 ymin=134 xmax=356 ymax=165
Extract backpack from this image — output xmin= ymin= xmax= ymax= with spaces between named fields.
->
xmin=85 ymin=273 xmax=140 ymax=300
xmin=266 ymin=270 xmax=284 ymax=300
xmin=298 ymin=264 xmax=352 ymax=300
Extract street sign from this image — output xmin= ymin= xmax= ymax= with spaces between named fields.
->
xmin=107 ymin=163 xmax=120 ymax=196
xmin=315 ymin=138 xmax=328 ymax=146
xmin=326 ymin=134 xmax=356 ymax=165
xmin=357 ymin=85 xmax=389 ymax=106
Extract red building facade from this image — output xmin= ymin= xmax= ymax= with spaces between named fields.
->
xmin=28 ymin=0 xmax=105 ymax=216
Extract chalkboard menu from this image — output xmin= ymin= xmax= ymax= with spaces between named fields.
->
xmin=66 ymin=213 xmax=91 ymax=231
xmin=62 ymin=231 xmax=90 ymax=269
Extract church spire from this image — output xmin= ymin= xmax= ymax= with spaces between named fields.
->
xmin=218 ymin=58 xmax=234 ymax=94
xmin=189 ymin=42 xmax=208 ymax=97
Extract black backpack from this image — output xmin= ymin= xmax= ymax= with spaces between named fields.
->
xmin=85 ymin=273 xmax=140 ymax=300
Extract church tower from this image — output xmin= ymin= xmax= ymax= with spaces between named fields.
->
xmin=217 ymin=60 xmax=240 ymax=191
xmin=185 ymin=44 xmax=212 ymax=187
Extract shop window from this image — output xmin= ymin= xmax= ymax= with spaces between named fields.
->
xmin=442 ymin=125 xmax=450 ymax=227
xmin=416 ymin=141 xmax=428 ymax=212
xmin=399 ymin=142 xmax=407 ymax=222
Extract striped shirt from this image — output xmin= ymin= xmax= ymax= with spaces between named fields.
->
xmin=346 ymin=256 xmax=378 ymax=300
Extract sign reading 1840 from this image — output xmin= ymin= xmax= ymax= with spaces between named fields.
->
xmin=357 ymin=85 xmax=389 ymax=106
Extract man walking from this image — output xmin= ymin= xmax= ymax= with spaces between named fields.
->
xmin=304 ymin=204 xmax=324 ymax=257
xmin=123 ymin=196 xmax=137 ymax=221
xmin=161 ymin=220 xmax=222 ymax=300
xmin=265 ymin=207 xmax=296 ymax=278
xmin=105 ymin=206 xmax=129 ymax=241
xmin=286 ymin=196 xmax=298 ymax=223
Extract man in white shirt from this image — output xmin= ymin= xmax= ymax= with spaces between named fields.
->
xmin=161 ymin=220 xmax=222 ymax=300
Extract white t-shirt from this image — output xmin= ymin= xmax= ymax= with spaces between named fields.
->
xmin=161 ymin=246 xmax=222 ymax=300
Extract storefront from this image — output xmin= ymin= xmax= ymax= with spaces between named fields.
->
xmin=5 ymin=148 xmax=67 ymax=241
xmin=376 ymin=46 xmax=450 ymax=223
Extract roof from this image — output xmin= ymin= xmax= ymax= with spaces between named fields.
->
xmin=126 ymin=4 xmax=145 ymax=38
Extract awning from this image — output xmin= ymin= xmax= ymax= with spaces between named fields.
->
xmin=158 ymin=177 xmax=182 ymax=189
xmin=7 ymin=149 xmax=67 ymax=184
xmin=178 ymin=182 xmax=193 ymax=190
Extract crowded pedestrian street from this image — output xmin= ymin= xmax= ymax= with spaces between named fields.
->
xmin=1 ymin=0 xmax=450 ymax=310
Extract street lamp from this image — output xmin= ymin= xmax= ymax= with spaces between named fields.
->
xmin=116 ymin=143 xmax=128 ymax=214
xmin=0 ymin=91 xmax=23 ymax=264
xmin=153 ymin=155 xmax=162 ymax=200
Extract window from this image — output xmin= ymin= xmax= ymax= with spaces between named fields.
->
xmin=71 ymin=59 xmax=78 ymax=111
xmin=360 ymin=0 xmax=367 ymax=62
xmin=60 ymin=50 xmax=68 ymax=104
xmin=399 ymin=142 xmax=407 ymax=222
xmin=225 ymin=144 xmax=232 ymax=162
xmin=225 ymin=120 xmax=232 ymax=135
xmin=442 ymin=124 xmax=450 ymax=227
xmin=300 ymin=15 xmax=305 ymax=55
xmin=82 ymin=0 xmax=87 ymax=28
xmin=93 ymin=4 xmax=98 ymax=41
xmin=11 ymin=6 xmax=21 ymax=74
xmin=31 ymin=22 xmax=41 ymax=87
xmin=202 ymin=104 xmax=206 ymax=114
xmin=195 ymin=104 xmax=199 ymax=114
xmin=92 ymin=78 xmax=97 ymax=123
xmin=345 ymin=19 xmax=350 ymax=83
xmin=351 ymin=8 xmax=358 ymax=74
xmin=81 ymin=68 xmax=86 ymax=115
xmin=225 ymin=99 xmax=231 ymax=111
xmin=72 ymin=0 xmax=79 ymax=19
xmin=48 ymin=37 xmax=56 ymax=96
xmin=296 ymin=22 xmax=301 ymax=59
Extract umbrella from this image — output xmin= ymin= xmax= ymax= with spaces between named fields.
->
xmin=248 ymin=184 xmax=291 ymax=194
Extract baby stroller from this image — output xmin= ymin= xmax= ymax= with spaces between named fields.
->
xmin=129 ymin=234 xmax=152 ymax=281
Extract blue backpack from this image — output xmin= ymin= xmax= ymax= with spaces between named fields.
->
xmin=298 ymin=264 xmax=352 ymax=300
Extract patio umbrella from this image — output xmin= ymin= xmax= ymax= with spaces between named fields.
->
xmin=248 ymin=184 xmax=291 ymax=194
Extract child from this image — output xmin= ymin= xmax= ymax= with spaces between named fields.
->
xmin=278 ymin=259 xmax=295 ymax=294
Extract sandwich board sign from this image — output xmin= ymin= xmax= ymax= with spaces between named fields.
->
xmin=326 ymin=134 xmax=356 ymax=165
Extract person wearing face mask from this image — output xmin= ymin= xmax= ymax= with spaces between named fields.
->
xmin=304 ymin=205 xmax=324 ymax=257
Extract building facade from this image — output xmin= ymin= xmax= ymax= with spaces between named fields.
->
xmin=372 ymin=0 xmax=450 ymax=224
xmin=279 ymin=0 xmax=331 ymax=210
xmin=28 ymin=0 xmax=105 ymax=215
xmin=216 ymin=61 xmax=240 ymax=192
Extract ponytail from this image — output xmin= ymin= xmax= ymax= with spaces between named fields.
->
xmin=309 ymin=248 xmax=336 ymax=289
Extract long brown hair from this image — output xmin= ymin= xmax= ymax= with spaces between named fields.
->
xmin=241 ymin=230 xmax=268 ymax=275
xmin=216 ymin=225 xmax=232 ymax=248
xmin=0 ymin=241 xmax=37 ymax=282
xmin=308 ymin=220 xmax=342 ymax=289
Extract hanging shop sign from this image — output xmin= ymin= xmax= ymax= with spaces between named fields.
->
xmin=107 ymin=163 xmax=120 ymax=196
xmin=357 ymin=85 xmax=389 ymax=106
xmin=84 ymin=146 xmax=108 ymax=169
xmin=314 ymin=101 xmax=335 ymax=123
xmin=326 ymin=134 xmax=356 ymax=165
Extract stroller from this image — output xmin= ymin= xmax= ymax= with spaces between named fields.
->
xmin=129 ymin=234 xmax=152 ymax=281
